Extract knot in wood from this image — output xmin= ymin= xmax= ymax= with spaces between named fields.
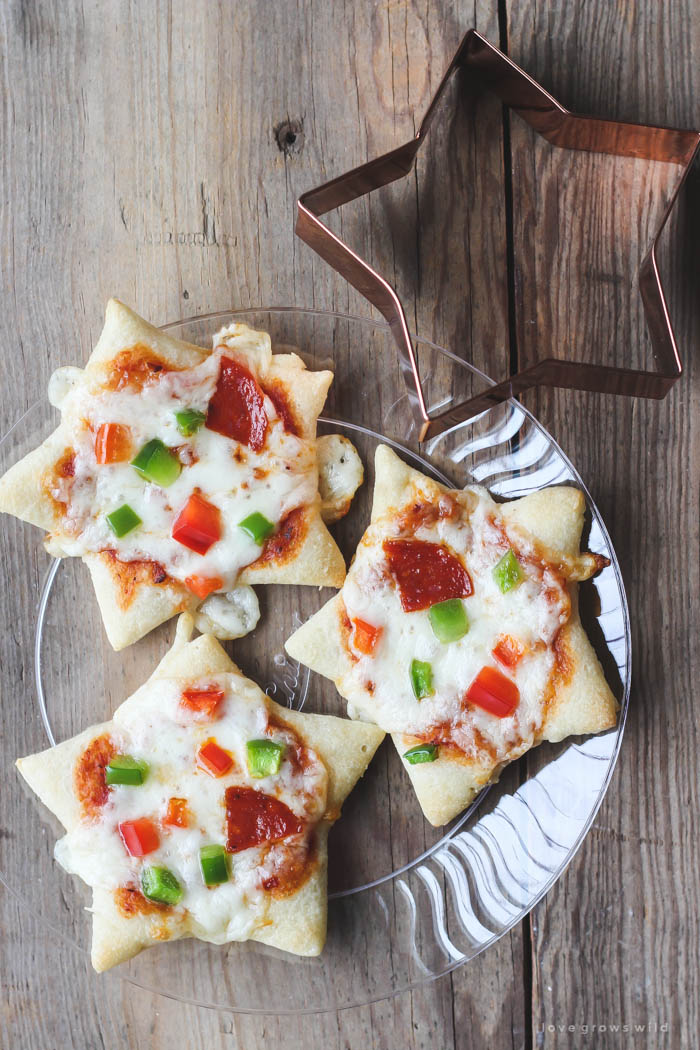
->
xmin=275 ymin=119 xmax=304 ymax=157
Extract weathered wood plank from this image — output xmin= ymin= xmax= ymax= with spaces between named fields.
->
xmin=0 ymin=1 xmax=523 ymax=1048
xmin=506 ymin=1 xmax=700 ymax=1046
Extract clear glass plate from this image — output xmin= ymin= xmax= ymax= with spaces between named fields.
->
xmin=0 ymin=308 xmax=629 ymax=1013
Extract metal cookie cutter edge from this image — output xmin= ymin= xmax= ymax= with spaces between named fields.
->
xmin=295 ymin=28 xmax=700 ymax=441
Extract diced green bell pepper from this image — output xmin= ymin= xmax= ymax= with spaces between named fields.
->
xmin=493 ymin=549 xmax=523 ymax=593
xmin=106 ymin=503 xmax=142 ymax=538
xmin=429 ymin=598 xmax=469 ymax=643
xmin=141 ymin=865 xmax=183 ymax=905
xmin=105 ymin=755 xmax=149 ymax=786
xmin=174 ymin=408 xmax=206 ymax=437
xmin=238 ymin=511 xmax=275 ymax=545
xmin=131 ymin=438 xmax=181 ymax=487
xmin=199 ymin=844 xmax=229 ymax=887
xmin=246 ymin=739 xmax=285 ymax=778
xmin=410 ymin=659 xmax=434 ymax=700
xmin=403 ymin=743 xmax=438 ymax=764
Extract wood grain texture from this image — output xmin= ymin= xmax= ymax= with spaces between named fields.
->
xmin=506 ymin=1 xmax=700 ymax=1047
xmin=0 ymin=1 xmax=521 ymax=1047
xmin=0 ymin=0 xmax=696 ymax=1046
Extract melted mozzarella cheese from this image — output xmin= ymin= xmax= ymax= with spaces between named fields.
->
xmin=316 ymin=433 xmax=364 ymax=524
xmin=340 ymin=487 xmax=569 ymax=761
xmin=194 ymin=586 xmax=260 ymax=639
xmin=48 ymin=343 xmax=318 ymax=591
xmin=55 ymin=673 xmax=328 ymax=940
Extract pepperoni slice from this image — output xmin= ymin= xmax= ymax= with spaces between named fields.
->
xmin=225 ymin=786 xmax=305 ymax=854
xmin=206 ymin=356 xmax=268 ymax=450
xmin=383 ymin=539 xmax=472 ymax=612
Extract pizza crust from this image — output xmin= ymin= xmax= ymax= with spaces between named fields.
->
xmin=253 ymin=823 xmax=330 ymax=957
xmin=269 ymin=703 xmax=387 ymax=818
xmin=17 ymin=722 xmax=113 ymax=830
xmin=0 ymin=424 xmax=74 ymax=531
xmin=540 ymin=592 xmax=619 ymax=742
xmin=239 ymin=508 xmax=346 ymax=588
xmin=262 ymin=353 xmax=332 ymax=443
xmin=285 ymin=444 xmax=618 ymax=827
xmin=83 ymin=551 xmax=194 ymax=650
xmin=89 ymin=298 xmax=208 ymax=371
xmin=285 ymin=593 xmax=352 ymax=682
xmin=16 ymin=616 xmax=384 ymax=970
xmin=90 ymin=884 xmax=187 ymax=972
xmin=0 ymin=300 xmax=353 ymax=649
xmin=393 ymin=733 xmax=495 ymax=827
xmin=500 ymin=484 xmax=584 ymax=557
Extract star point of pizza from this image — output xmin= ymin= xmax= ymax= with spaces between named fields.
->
xmin=16 ymin=615 xmax=385 ymax=971
xmin=285 ymin=444 xmax=618 ymax=827
xmin=0 ymin=300 xmax=363 ymax=649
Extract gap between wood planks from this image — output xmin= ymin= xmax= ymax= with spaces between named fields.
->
xmin=497 ymin=2 xmax=534 ymax=1046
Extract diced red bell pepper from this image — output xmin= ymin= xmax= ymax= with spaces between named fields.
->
xmin=492 ymin=635 xmax=525 ymax=669
xmin=465 ymin=666 xmax=520 ymax=718
xmin=172 ymin=493 xmax=222 ymax=555
xmin=95 ymin=422 xmax=131 ymax=464
xmin=181 ymin=687 xmax=225 ymax=719
xmin=197 ymin=739 xmax=234 ymax=777
xmin=163 ymin=797 xmax=189 ymax=828
xmin=352 ymin=618 xmax=383 ymax=656
xmin=118 ymin=817 xmax=160 ymax=857
xmin=184 ymin=574 xmax=223 ymax=599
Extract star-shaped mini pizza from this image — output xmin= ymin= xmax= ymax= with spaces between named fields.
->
xmin=0 ymin=300 xmax=363 ymax=649
xmin=285 ymin=445 xmax=618 ymax=827
xmin=16 ymin=615 xmax=384 ymax=971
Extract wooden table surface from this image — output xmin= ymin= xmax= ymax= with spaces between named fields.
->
xmin=2 ymin=1 xmax=698 ymax=1047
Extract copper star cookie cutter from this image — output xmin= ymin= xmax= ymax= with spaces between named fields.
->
xmin=296 ymin=29 xmax=700 ymax=441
